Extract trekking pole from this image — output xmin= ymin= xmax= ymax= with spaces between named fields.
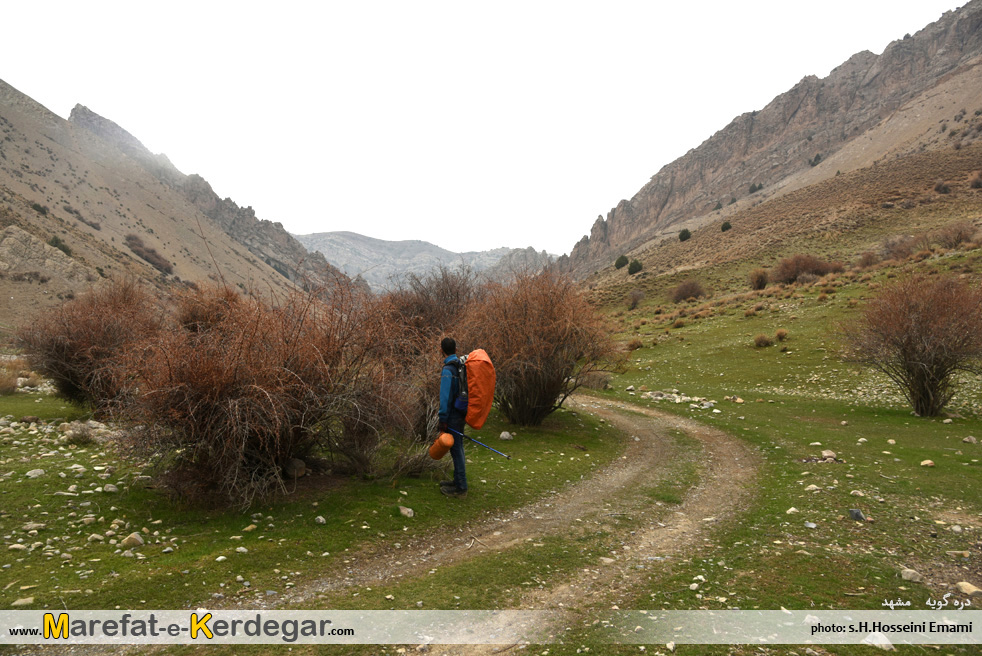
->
xmin=446 ymin=427 xmax=511 ymax=460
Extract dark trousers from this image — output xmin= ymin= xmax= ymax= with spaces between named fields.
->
xmin=448 ymin=419 xmax=467 ymax=491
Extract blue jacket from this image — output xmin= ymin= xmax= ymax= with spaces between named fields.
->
xmin=439 ymin=355 xmax=462 ymax=426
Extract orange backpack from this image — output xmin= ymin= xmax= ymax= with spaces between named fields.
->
xmin=456 ymin=349 xmax=496 ymax=430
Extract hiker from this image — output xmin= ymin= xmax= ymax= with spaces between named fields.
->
xmin=439 ymin=336 xmax=467 ymax=498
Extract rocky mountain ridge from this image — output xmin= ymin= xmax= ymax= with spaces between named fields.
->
xmin=295 ymin=231 xmax=553 ymax=290
xmin=559 ymin=0 xmax=982 ymax=277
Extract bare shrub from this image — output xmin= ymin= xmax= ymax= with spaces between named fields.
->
xmin=579 ymin=370 xmax=612 ymax=390
xmin=17 ymin=279 xmax=163 ymax=409
xmin=671 ymin=279 xmax=705 ymax=303
xmin=771 ymin=254 xmax=843 ymax=284
xmin=627 ymin=289 xmax=645 ymax=311
xmin=748 ymin=268 xmax=768 ymax=290
xmin=796 ymin=272 xmax=819 ymax=285
xmin=934 ymin=180 xmax=951 ymax=194
xmin=754 ymin=334 xmax=773 ymax=348
xmin=461 ymin=270 xmax=614 ymax=426
xmin=776 ymin=329 xmax=789 ymax=342
xmin=881 ymin=235 xmax=916 ymax=261
xmin=842 ymin=275 xmax=982 ymax=417
xmin=932 ymin=222 xmax=975 ymax=249
xmin=0 ymin=365 xmax=17 ymax=395
xmin=970 ymin=174 xmax=982 ymax=189
xmin=121 ymin=280 xmax=402 ymax=506
xmin=627 ymin=338 xmax=643 ymax=351
xmin=384 ymin=265 xmax=478 ymax=336
xmin=124 ymin=234 xmax=173 ymax=275
xmin=672 ymin=318 xmax=685 ymax=329
xmin=857 ymin=252 xmax=879 ymax=269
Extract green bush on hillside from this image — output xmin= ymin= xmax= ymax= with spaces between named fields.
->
xmin=628 ymin=259 xmax=643 ymax=275
xmin=615 ymin=254 xmax=629 ymax=269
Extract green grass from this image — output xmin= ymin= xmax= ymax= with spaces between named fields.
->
xmin=0 ymin=402 xmax=623 ymax=613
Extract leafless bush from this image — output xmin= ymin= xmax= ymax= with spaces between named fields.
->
xmin=857 ymin=252 xmax=880 ymax=269
xmin=754 ymin=334 xmax=773 ymax=348
xmin=627 ymin=289 xmax=645 ymax=310
xmin=931 ymin=222 xmax=975 ymax=250
xmin=120 ymin=280 xmax=405 ymax=506
xmin=671 ymin=279 xmax=705 ymax=303
xmin=970 ymin=174 xmax=982 ymax=189
xmin=934 ymin=180 xmax=951 ymax=194
xmin=748 ymin=268 xmax=768 ymax=290
xmin=16 ymin=279 xmax=164 ymax=409
xmin=461 ymin=270 xmax=615 ymax=426
xmin=776 ymin=329 xmax=789 ymax=342
xmin=771 ymin=254 xmax=844 ymax=284
xmin=384 ymin=265 xmax=479 ymax=336
xmin=842 ymin=275 xmax=982 ymax=417
xmin=627 ymin=338 xmax=643 ymax=351
xmin=125 ymin=234 xmax=173 ymax=275
xmin=0 ymin=365 xmax=17 ymax=395
xmin=881 ymin=235 xmax=917 ymax=261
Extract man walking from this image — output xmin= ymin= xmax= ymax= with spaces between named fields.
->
xmin=439 ymin=337 xmax=467 ymax=498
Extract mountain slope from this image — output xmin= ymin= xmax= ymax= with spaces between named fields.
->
xmin=0 ymin=80 xmax=347 ymax=332
xmin=296 ymin=231 xmax=553 ymax=290
xmin=559 ymin=0 xmax=982 ymax=277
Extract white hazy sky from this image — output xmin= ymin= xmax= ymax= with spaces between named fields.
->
xmin=1 ymin=1 xmax=965 ymax=255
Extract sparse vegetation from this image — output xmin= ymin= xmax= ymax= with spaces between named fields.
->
xmin=627 ymin=289 xmax=645 ymax=310
xmin=934 ymin=179 xmax=951 ymax=194
xmin=678 ymin=229 xmax=691 ymax=242
xmin=754 ymin=333 xmax=773 ymax=348
xmin=771 ymin=254 xmax=843 ymax=284
xmin=844 ymin=275 xmax=982 ymax=417
xmin=721 ymin=221 xmax=732 ymax=232
xmin=46 ymin=235 xmax=71 ymax=256
xmin=614 ymin=254 xmax=629 ymax=269
xmin=775 ymin=328 xmax=788 ymax=341
xmin=627 ymin=259 xmax=643 ymax=274
xmin=748 ymin=268 xmax=768 ymax=290
xmin=125 ymin=233 xmax=173 ymax=274
xmin=671 ymin=279 xmax=705 ymax=303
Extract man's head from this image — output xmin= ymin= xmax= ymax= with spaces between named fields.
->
xmin=441 ymin=337 xmax=456 ymax=356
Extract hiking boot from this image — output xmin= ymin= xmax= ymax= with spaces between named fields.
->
xmin=441 ymin=486 xmax=467 ymax=499
xmin=438 ymin=480 xmax=455 ymax=488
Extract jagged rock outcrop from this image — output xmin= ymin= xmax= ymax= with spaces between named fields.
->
xmin=0 ymin=225 xmax=93 ymax=283
xmin=68 ymin=105 xmax=344 ymax=289
xmin=559 ymin=1 xmax=982 ymax=277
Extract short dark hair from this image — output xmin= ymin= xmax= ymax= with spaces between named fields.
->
xmin=441 ymin=337 xmax=456 ymax=355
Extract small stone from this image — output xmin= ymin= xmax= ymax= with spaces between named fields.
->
xmin=804 ymin=484 xmax=821 ymax=492
xmin=786 ymin=507 xmax=799 ymax=514
xmin=900 ymin=569 xmax=923 ymax=582
xmin=25 ymin=469 xmax=45 ymax=479
xmin=626 ymin=386 xmax=635 ymax=392
xmin=102 ymin=484 xmax=118 ymax=493
xmin=600 ymin=557 xmax=616 ymax=565
xmin=849 ymin=509 xmax=866 ymax=522
xmin=689 ymin=583 xmax=699 ymax=590
xmin=236 ymin=547 xmax=248 ymax=554
xmin=887 ymin=439 xmax=896 ymax=445
xmin=920 ymin=460 xmax=935 ymax=467
xmin=162 ymin=547 xmax=174 ymax=554
xmin=666 ymin=642 xmax=676 ymax=653
xmin=821 ymin=450 xmax=837 ymax=460
xmin=841 ymin=421 xmax=848 ymax=426
xmin=120 ymin=533 xmax=144 ymax=549
xmin=242 ymin=524 xmax=257 ymax=532
xmin=804 ymin=522 xmax=817 ymax=529
xmin=963 ymin=436 xmax=977 ymax=444
xmin=385 ymin=594 xmax=395 ymax=600
xmin=11 ymin=597 xmax=34 ymax=607
xmin=499 ymin=431 xmax=513 ymax=441
xmin=399 ymin=506 xmax=414 ymax=518
xmin=8 ymin=544 xmax=27 ymax=552
xmin=947 ymin=551 xmax=970 ymax=558
xmin=943 ymin=418 xmax=953 ymax=424
xmin=314 ymin=516 xmax=326 ymax=525
xmin=60 ymin=552 xmax=72 ymax=560
xmin=850 ymin=490 xmax=865 ymax=497
xmin=215 ymin=556 xmax=227 ymax=562
xmin=955 ymin=582 xmax=982 ymax=597
xmin=22 ymin=522 xmax=45 ymax=531
xmin=87 ymin=533 xmax=104 ymax=542
xmin=951 ymin=525 xmax=963 ymax=534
